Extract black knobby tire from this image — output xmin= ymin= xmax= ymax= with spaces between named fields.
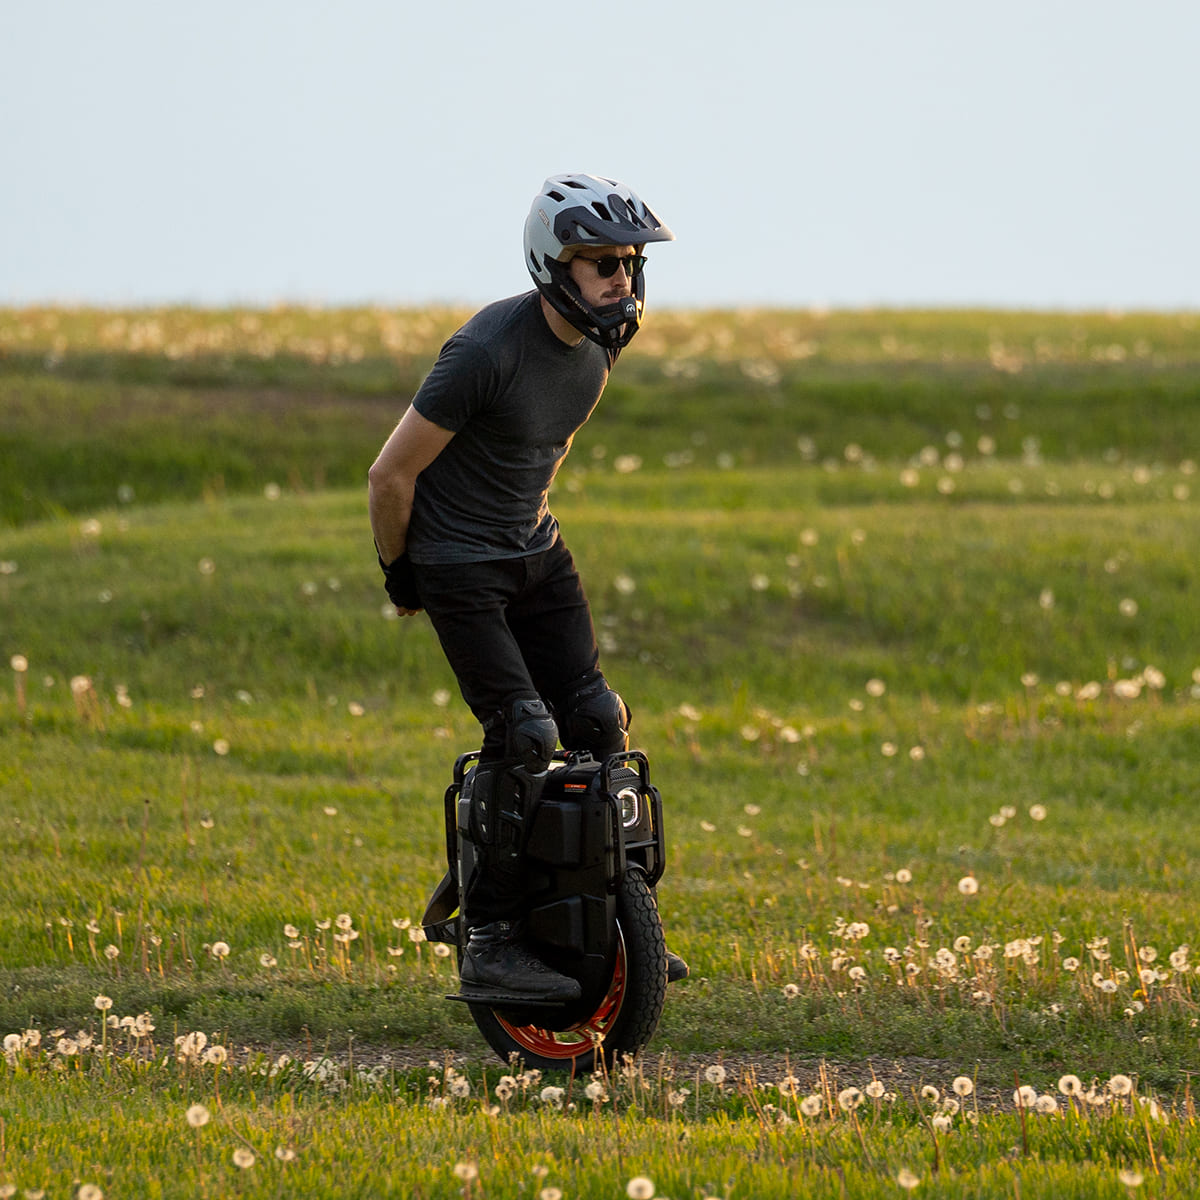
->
xmin=469 ymin=867 xmax=667 ymax=1074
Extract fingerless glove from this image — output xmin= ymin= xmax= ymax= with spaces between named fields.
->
xmin=377 ymin=549 xmax=422 ymax=611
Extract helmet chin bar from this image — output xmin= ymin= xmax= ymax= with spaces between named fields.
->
xmin=587 ymin=297 xmax=640 ymax=350
xmin=537 ymin=272 xmax=644 ymax=351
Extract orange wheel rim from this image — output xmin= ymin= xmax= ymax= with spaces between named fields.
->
xmin=496 ymin=933 xmax=627 ymax=1059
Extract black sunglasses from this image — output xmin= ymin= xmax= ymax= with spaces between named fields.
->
xmin=578 ymin=254 xmax=647 ymax=279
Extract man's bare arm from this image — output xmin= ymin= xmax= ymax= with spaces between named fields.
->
xmin=368 ymin=405 xmax=455 ymax=564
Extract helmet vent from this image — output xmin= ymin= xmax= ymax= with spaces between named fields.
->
xmin=590 ymin=201 xmax=613 ymax=222
xmin=546 ymin=190 xmax=565 ymax=202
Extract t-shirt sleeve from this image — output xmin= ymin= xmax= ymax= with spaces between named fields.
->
xmin=410 ymin=337 xmax=498 ymax=433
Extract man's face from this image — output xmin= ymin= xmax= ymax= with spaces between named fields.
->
xmin=568 ymin=244 xmax=639 ymax=308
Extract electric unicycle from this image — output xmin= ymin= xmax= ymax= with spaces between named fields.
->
xmin=421 ymin=749 xmax=669 ymax=1073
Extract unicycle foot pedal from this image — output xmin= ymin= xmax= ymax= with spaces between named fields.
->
xmin=446 ymin=989 xmax=567 ymax=1010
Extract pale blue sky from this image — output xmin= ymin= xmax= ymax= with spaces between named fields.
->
xmin=2 ymin=0 xmax=1197 ymax=311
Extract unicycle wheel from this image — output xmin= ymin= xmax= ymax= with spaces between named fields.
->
xmin=468 ymin=867 xmax=667 ymax=1074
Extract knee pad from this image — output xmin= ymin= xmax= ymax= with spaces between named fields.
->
xmin=559 ymin=673 xmax=629 ymax=756
xmin=504 ymin=696 xmax=558 ymax=773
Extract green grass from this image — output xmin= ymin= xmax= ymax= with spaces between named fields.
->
xmin=1 ymin=305 xmax=1199 ymax=1196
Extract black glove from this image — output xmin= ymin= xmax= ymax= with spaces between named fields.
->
xmin=377 ymin=549 xmax=422 ymax=611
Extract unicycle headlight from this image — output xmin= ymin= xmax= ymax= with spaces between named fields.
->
xmin=617 ymin=785 xmax=641 ymax=829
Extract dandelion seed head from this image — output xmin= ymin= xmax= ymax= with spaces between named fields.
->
xmin=897 ymin=1168 xmax=921 ymax=1190
xmin=953 ymin=1076 xmax=974 ymax=1097
xmin=626 ymin=1177 xmax=656 ymax=1200
xmin=799 ymin=1093 xmax=822 ymax=1116
xmin=186 ymin=1102 xmax=211 ymax=1127
xmin=957 ymin=875 xmax=979 ymax=896
xmin=232 ymin=1148 xmax=256 ymax=1169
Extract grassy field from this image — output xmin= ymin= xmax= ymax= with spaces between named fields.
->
xmin=1 ymin=305 xmax=1199 ymax=1196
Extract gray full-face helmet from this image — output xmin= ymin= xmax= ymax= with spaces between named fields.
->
xmin=524 ymin=174 xmax=675 ymax=350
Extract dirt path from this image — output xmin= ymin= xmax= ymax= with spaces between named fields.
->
xmin=294 ymin=1043 xmax=1016 ymax=1112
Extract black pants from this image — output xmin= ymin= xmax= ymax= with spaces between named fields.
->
xmin=414 ymin=536 xmax=602 ymax=757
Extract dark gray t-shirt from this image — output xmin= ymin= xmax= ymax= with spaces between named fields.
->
xmin=407 ymin=291 xmax=616 ymax=564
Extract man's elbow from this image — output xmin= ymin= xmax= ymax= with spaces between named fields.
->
xmin=368 ymin=458 xmax=399 ymax=497
xmin=368 ymin=461 xmax=418 ymax=512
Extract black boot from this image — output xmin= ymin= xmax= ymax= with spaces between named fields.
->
xmin=460 ymin=919 xmax=581 ymax=1003
xmin=666 ymin=949 xmax=689 ymax=982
